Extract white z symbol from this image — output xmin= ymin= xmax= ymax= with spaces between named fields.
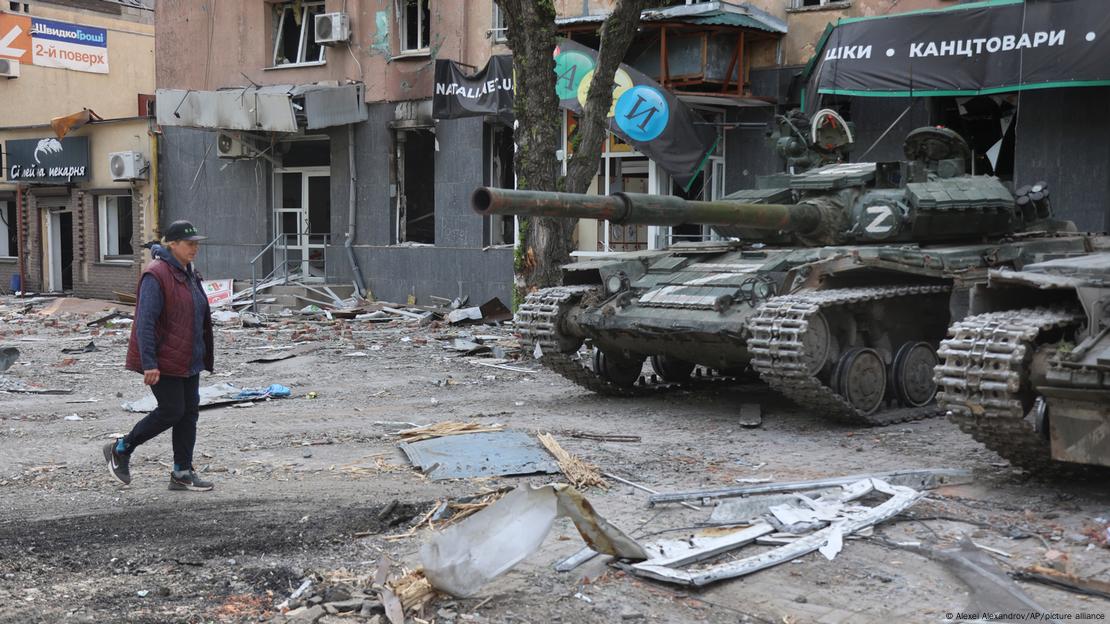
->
xmin=865 ymin=205 xmax=894 ymax=234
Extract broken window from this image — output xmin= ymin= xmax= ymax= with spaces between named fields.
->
xmin=395 ymin=128 xmax=436 ymax=244
xmin=272 ymin=0 xmax=326 ymax=66
xmin=399 ymin=0 xmax=430 ymax=53
xmin=491 ymin=2 xmax=507 ymax=42
xmin=0 ymin=201 xmax=16 ymax=258
xmin=98 ymin=194 xmax=133 ymax=261
xmin=483 ymin=122 xmax=515 ymax=246
xmin=796 ymin=0 xmax=836 ymax=7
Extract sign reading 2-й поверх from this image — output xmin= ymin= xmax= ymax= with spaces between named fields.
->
xmin=0 ymin=13 xmax=109 ymax=74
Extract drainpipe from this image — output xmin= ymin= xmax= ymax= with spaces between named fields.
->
xmin=148 ymin=125 xmax=160 ymax=254
xmin=344 ymin=123 xmax=367 ymax=297
xmin=15 ymin=184 xmax=25 ymax=298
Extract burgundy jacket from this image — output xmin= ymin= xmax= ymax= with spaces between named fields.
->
xmin=125 ymin=257 xmax=214 ymax=377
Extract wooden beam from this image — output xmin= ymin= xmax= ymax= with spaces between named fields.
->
xmin=721 ymin=32 xmax=741 ymax=93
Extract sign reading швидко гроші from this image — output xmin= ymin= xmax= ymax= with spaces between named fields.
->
xmin=0 ymin=13 xmax=109 ymax=74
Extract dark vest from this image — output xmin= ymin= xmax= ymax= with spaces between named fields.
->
xmin=125 ymin=258 xmax=214 ymax=377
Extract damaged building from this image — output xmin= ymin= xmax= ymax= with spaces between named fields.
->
xmin=0 ymin=0 xmax=157 ymax=299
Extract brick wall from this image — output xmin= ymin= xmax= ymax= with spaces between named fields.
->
xmin=75 ymin=188 xmax=145 ymax=300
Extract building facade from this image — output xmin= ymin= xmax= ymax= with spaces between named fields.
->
xmin=154 ymin=0 xmax=516 ymax=305
xmin=0 ymin=0 xmax=156 ymax=298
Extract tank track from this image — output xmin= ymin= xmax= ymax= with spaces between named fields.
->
xmin=747 ymin=285 xmax=951 ymax=426
xmin=935 ymin=308 xmax=1084 ymax=473
xmin=517 ymin=286 xmax=735 ymax=397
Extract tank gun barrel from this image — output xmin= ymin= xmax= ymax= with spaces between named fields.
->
xmin=472 ymin=187 xmax=821 ymax=233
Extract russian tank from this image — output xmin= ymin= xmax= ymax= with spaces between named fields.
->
xmin=935 ymin=252 xmax=1110 ymax=471
xmin=474 ymin=127 xmax=1107 ymax=426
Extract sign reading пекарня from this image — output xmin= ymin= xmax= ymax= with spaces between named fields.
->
xmin=0 ymin=13 xmax=109 ymax=74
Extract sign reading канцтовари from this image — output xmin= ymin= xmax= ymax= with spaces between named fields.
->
xmin=0 ymin=13 xmax=109 ymax=74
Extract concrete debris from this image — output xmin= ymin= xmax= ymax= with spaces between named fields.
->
xmin=421 ymin=484 xmax=646 ymax=597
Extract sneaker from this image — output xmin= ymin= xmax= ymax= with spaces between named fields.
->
xmin=103 ymin=440 xmax=131 ymax=485
xmin=169 ymin=470 xmax=214 ymax=492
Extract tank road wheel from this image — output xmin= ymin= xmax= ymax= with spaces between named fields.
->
xmin=801 ymin=312 xmax=835 ymax=375
xmin=593 ymin=349 xmax=644 ymax=388
xmin=833 ymin=348 xmax=887 ymax=416
xmin=891 ymin=342 xmax=939 ymax=407
xmin=650 ymin=355 xmax=696 ymax=382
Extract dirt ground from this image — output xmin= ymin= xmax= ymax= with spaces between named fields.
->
xmin=1 ymin=295 xmax=1108 ymax=624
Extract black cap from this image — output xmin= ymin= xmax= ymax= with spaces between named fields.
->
xmin=163 ymin=220 xmax=207 ymax=242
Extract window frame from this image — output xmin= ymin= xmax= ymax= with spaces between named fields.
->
xmin=270 ymin=0 xmax=327 ymax=68
xmin=491 ymin=2 xmax=507 ymax=43
xmin=398 ymin=0 xmax=431 ymax=55
xmin=97 ymin=194 xmax=135 ymax=264
xmin=0 ymin=200 xmax=16 ymax=260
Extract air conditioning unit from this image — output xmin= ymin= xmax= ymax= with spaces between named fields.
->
xmin=0 ymin=59 xmax=19 ymax=79
xmin=314 ymin=12 xmax=350 ymax=45
xmin=109 ymin=151 xmax=147 ymax=180
xmin=217 ymin=131 xmax=252 ymax=159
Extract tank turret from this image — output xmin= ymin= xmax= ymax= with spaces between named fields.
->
xmin=474 ymin=127 xmax=1067 ymax=247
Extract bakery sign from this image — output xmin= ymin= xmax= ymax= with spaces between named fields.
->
xmin=5 ymin=136 xmax=91 ymax=183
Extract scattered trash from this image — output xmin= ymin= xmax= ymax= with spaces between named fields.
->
xmin=64 ymin=414 xmax=83 ymax=421
xmin=421 ymin=484 xmax=646 ymax=597
xmin=630 ymin=478 xmax=921 ymax=587
xmin=123 ymin=383 xmax=292 ymax=412
xmin=60 ymin=341 xmax=99 ymax=354
xmin=85 ymin=311 xmax=133 ymax=327
xmin=538 ymin=433 xmax=608 ymax=490
xmin=239 ymin=311 xmax=265 ymax=327
xmin=445 ymin=297 xmax=512 ymax=325
xmin=211 ymin=310 xmax=240 ymax=324
xmin=399 ymin=431 xmax=559 ymax=480
xmin=305 ymin=391 xmax=318 ymax=399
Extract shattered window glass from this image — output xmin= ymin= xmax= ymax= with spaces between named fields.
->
xmin=272 ymin=1 xmax=326 ymax=66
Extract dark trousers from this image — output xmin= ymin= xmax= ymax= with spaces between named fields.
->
xmin=123 ymin=374 xmax=201 ymax=469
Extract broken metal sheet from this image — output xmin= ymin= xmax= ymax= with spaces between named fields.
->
xmin=649 ymin=468 xmax=970 ymax=506
xmin=630 ymin=478 xmax=922 ymax=587
xmin=708 ymin=492 xmax=837 ymax=525
xmin=398 ymin=431 xmax=560 ymax=480
xmin=305 ymin=83 xmax=368 ymax=129
xmin=422 ymin=484 xmax=645 ymax=597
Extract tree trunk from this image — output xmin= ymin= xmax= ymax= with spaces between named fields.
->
xmin=496 ymin=0 xmax=654 ymax=302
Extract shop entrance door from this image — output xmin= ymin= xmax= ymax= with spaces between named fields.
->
xmin=274 ymin=168 xmax=330 ymax=282
xmin=42 ymin=199 xmax=73 ymax=292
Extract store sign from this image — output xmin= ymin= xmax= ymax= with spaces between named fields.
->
xmin=5 ymin=136 xmax=91 ymax=183
xmin=433 ymin=55 xmax=514 ymax=120
xmin=804 ymin=0 xmax=1110 ymax=108
xmin=202 ymin=279 xmax=234 ymax=307
xmin=554 ymin=39 xmax=718 ymax=192
xmin=0 ymin=13 xmax=109 ymax=74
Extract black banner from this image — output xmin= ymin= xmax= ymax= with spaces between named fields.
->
xmin=804 ymin=0 xmax=1110 ymax=110
xmin=554 ymin=39 xmax=717 ymax=192
xmin=5 ymin=136 xmax=90 ymax=184
xmin=433 ymin=55 xmax=514 ymax=120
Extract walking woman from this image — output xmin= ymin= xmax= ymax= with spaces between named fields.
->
xmin=104 ymin=220 xmax=215 ymax=491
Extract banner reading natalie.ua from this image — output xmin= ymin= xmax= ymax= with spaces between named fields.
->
xmin=0 ymin=13 xmax=109 ymax=74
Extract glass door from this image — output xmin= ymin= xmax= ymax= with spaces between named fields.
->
xmin=274 ymin=168 xmax=329 ymax=281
